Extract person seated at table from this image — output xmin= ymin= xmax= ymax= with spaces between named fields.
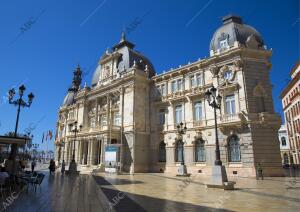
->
xmin=20 ymin=160 xmax=26 ymax=171
xmin=0 ymin=167 xmax=9 ymax=184
xmin=49 ymin=160 xmax=55 ymax=175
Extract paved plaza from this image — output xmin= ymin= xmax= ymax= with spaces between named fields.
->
xmin=2 ymin=170 xmax=300 ymax=212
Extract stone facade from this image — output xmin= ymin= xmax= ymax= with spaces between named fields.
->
xmin=55 ymin=15 xmax=283 ymax=177
xmin=281 ymin=61 xmax=300 ymax=165
xmin=278 ymin=125 xmax=291 ymax=165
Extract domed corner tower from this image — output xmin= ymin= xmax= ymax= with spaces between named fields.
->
xmin=87 ymin=33 xmax=155 ymax=173
xmin=209 ymin=15 xmax=283 ymax=177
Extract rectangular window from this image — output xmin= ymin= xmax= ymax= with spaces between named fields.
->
xmin=175 ymin=105 xmax=183 ymax=124
xmin=114 ymin=112 xmax=120 ymax=126
xmin=196 ymin=73 xmax=202 ymax=86
xmin=190 ymin=76 xmax=196 ymax=88
xmin=171 ymin=79 xmax=183 ymax=93
xmin=90 ymin=117 xmax=96 ymax=128
xmin=100 ymin=115 xmax=107 ymax=126
xmin=171 ymin=81 xmax=177 ymax=93
xmin=190 ymin=74 xmax=203 ymax=88
xmin=156 ymin=86 xmax=162 ymax=97
xmin=178 ymin=79 xmax=182 ymax=91
xmin=159 ymin=109 xmax=165 ymax=125
xmin=161 ymin=84 xmax=166 ymax=96
xmin=225 ymin=95 xmax=236 ymax=114
xmin=220 ymin=39 xmax=228 ymax=49
xmin=194 ymin=101 xmax=202 ymax=121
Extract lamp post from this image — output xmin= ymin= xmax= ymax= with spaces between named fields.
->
xmin=61 ymin=140 xmax=65 ymax=163
xmin=8 ymin=84 xmax=34 ymax=160
xmin=205 ymin=86 xmax=222 ymax=166
xmin=67 ymin=121 xmax=82 ymax=174
xmin=176 ymin=122 xmax=187 ymax=165
xmin=176 ymin=122 xmax=189 ymax=176
xmin=69 ymin=121 xmax=82 ymax=162
xmin=205 ymin=86 xmax=234 ymax=189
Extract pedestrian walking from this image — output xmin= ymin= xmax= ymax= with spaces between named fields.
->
xmin=61 ymin=160 xmax=65 ymax=174
xmin=49 ymin=159 xmax=56 ymax=175
xmin=31 ymin=160 xmax=36 ymax=173
xmin=256 ymin=163 xmax=264 ymax=180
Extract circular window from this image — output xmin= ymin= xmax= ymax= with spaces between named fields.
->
xmin=224 ymin=70 xmax=233 ymax=80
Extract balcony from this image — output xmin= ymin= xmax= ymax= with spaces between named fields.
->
xmin=193 ymin=120 xmax=205 ymax=127
xmin=219 ymin=114 xmax=243 ymax=127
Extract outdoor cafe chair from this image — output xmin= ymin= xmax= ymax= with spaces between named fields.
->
xmin=32 ymin=173 xmax=45 ymax=192
xmin=0 ymin=178 xmax=11 ymax=199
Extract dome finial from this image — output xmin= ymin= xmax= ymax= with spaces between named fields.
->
xmin=120 ymin=31 xmax=126 ymax=42
xmin=105 ymin=47 xmax=110 ymax=54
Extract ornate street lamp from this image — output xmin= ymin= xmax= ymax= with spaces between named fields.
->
xmin=205 ymin=86 xmax=233 ymax=189
xmin=61 ymin=140 xmax=65 ymax=163
xmin=176 ymin=122 xmax=189 ymax=176
xmin=205 ymin=86 xmax=222 ymax=166
xmin=68 ymin=121 xmax=82 ymax=162
xmin=176 ymin=122 xmax=187 ymax=165
xmin=68 ymin=121 xmax=82 ymax=174
xmin=8 ymin=84 xmax=34 ymax=159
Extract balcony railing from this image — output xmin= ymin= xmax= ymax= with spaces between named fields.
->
xmin=220 ymin=114 xmax=240 ymax=123
xmin=193 ymin=120 xmax=204 ymax=127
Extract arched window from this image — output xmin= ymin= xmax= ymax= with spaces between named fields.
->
xmin=159 ymin=141 xmax=166 ymax=162
xmin=281 ymin=137 xmax=287 ymax=146
xmin=195 ymin=138 xmax=205 ymax=162
xmin=175 ymin=140 xmax=184 ymax=162
xmin=228 ymin=135 xmax=241 ymax=162
xmin=283 ymin=153 xmax=289 ymax=165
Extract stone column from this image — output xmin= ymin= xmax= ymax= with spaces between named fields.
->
xmin=83 ymin=141 xmax=88 ymax=165
xmin=101 ymin=138 xmax=107 ymax=164
xmin=91 ymin=139 xmax=96 ymax=165
xmin=79 ymin=140 xmax=84 ymax=164
xmin=77 ymin=140 xmax=81 ymax=164
xmin=74 ymin=140 xmax=78 ymax=163
xmin=96 ymin=99 xmax=99 ymax=127
xmin=67 ymin=141 xmax=71 ymax=163
xmin=166 ymin=146 xmax=175 ymax=165
xmin=87 ymin=139 xmax=92 ymax=165
xmin=95 ymin=139 xmax=101 ymax=165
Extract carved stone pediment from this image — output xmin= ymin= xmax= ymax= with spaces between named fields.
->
xmin=218 ymin=64 xmax=238 ymax=82
xmin=219 ymin=124 xmax=248 ymax=136
xmin=233 ymin=59 xmax=243 ymax=71
xmin=209 ymin=64 xmax=219 ymax=77
xmin=218 ymin=81 xmax=239 ymax=94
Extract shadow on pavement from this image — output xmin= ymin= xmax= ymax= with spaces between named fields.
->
xmin=93 ymin=175 xmax=233 ymax=212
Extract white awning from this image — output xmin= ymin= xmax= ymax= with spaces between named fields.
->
xmin=0 ymin=136 xmax=28 ymax=145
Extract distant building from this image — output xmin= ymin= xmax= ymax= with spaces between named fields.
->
xmin=278 ymin=125 xmax=291 ymax=165
xmin=281 ymin=61 xmax=300 ymax=165
xmin=55 ymin=15 xmax=283 ymax=177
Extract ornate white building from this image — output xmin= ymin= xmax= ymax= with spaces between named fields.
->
xmin=55 ymin=15 xmax=283 ymax=177
xmin=278 ymin=125 xmax=291 ymax=165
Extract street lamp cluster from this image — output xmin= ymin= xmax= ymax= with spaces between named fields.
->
xmin=174 ymin=85 xmax=232 ymax=188
xmin=67 ymin=121 xmax=82 ymax=174
xmin=205 ymin=86 xmax=222 ymax=166
xmin=176 ymin=122 xmax=187 ymax=166
xmin=68 ymin=121 xmax=82 ymax=162
xmin=8 ymin=84 xmax=34 ymax=159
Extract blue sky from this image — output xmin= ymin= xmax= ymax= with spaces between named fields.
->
xmin=0 ymin=0 xmax=299 ymax=151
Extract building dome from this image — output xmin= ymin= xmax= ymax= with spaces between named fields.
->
xmin=62 ymin=91 xmax=76 ymax=106
xmin=210 ymin=15 xmax=264 ymax=55
xmin=91 ymin=64 xmax=102 ymax=87
xmin=91 ymin=33 xmax=155 ymax=87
